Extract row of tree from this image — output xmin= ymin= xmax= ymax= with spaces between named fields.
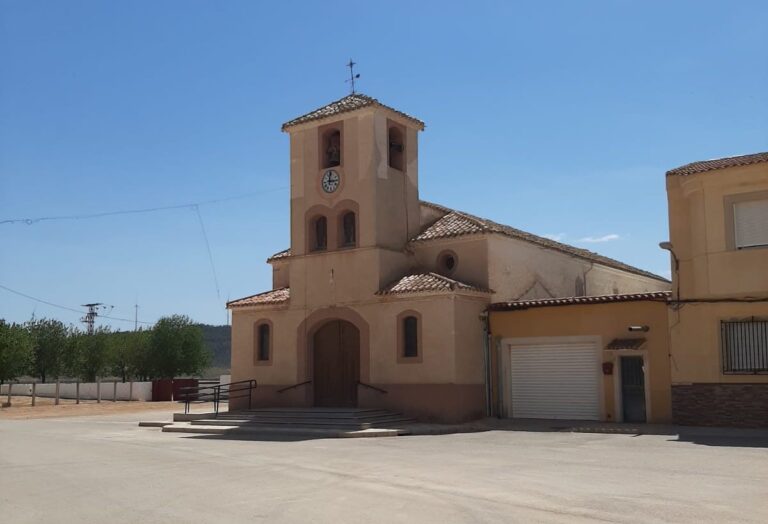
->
xmin=0 ymin=315 xmax=211 ymax=384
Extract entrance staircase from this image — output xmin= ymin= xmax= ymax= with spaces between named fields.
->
xmin=151 ymin=408 xmax=415 ymax=439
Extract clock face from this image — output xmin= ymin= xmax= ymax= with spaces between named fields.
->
xmin=321 ymin=169 xmax=341 ymax=193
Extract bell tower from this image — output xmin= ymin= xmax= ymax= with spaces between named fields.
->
xmin=279 ymin=94 xmax=425 ymax=307
xmin=282 ymin=94 xmax=425 ymax=257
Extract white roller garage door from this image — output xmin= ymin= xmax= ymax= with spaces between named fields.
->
xmin=508 ymin=340 xmax=600 ymax=420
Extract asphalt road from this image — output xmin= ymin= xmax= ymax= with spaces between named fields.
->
xmin=1 ymin=411 xmax=767 ymax=523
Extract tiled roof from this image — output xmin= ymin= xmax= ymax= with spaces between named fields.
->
xmin=377 ymin=272 xmax=492 ymax=296
xmin=488 ymin=291 xmax=671 ymax=311
xmin=267 ymin=248 xmax=291 ymax=262
xmin=666 ymin=152 xmax=768 ymax=176
xmin=413 ymin=202 xmax=669 ymax=283
xmin=262 ymin=202 xmax=668 ymax=283
xmin=281 ymin=93 xmax=425 ymax=131
xmin=606 ymin=338 xmax=647 ymax=350
xmin=226 ymin=288 xmax=290 ymax=308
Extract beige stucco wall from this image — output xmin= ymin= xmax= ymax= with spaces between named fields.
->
xmin=231 ymin=292 xmax=487 ymax=388
xmin=666 ymin=162 xmax=768 ymax=385
xmin=489 ymin=301 xmax=672 ymax=423
xmin=411 ymin=237 xmax=490 ymax=289
xmin=487 ymin=235 xmax=669 ymax=301
xmin=667 ymin=162 xmax=768 ymax=299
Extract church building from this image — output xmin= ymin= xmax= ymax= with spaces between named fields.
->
xmin=226 ymin=94 xmax=669 ymax=422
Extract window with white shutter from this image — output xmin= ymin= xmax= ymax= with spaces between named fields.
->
xmin=733 ymin=199 xmax=768 ymax=249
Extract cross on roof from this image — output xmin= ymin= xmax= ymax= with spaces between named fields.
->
xmin=345 ymin=59 xmax=360 ymax=94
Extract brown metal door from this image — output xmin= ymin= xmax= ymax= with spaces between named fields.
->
xmin=313 ymin=320 xmax=360 ymax=407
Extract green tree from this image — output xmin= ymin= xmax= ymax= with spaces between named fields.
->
xmin=69 ymin=327 xmax=113 ymax=382
xmin=150 ymin=315 xmax=210 ymax=379
xmin=26 ymin=318 xmax=69 ymax=383
xmin=0 ymin=321 xmax=34 ymax=384
xmin=110 ymin=329 xmax=152 ymax=381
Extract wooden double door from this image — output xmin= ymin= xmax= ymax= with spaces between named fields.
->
xmin=313 ymin=320 xmax=360 ymax=407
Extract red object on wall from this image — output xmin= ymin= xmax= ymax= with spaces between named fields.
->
xmin=152 ymin=379 xmax=173 ymax=401
xmin=172 ymin=378 xmax=198 ymax=401
xmin=602 ymin=362 xmax=614 ymax=375
xmin=151 ymin=379 xmax=199 ymax=401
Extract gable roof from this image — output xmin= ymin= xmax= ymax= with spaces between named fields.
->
xmin=489 ymin=291 xmax=671 ymax=311
xmin=377 ymin=272 xmax=492 ymax=296
xmin=666 ymin=152 xmax=768 ymax=177
xmin=226 ymin=287 xmax=290 ymax=309
xmin=414 ymin=202 xmax=669 ymax=282
xmin=281 ymin=93 xmax=425 ymax=131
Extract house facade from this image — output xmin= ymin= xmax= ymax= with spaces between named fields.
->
xmin=227 ymin=94 xmax=670 ymax=422
xmin=487 ymin=152 xmax=768 ymax=428
xmin=665 ymin=152 xmax=768 ymax=427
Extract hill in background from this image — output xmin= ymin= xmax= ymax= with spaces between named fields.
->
xmin=199 ymin=324 xmax=230 ymax=371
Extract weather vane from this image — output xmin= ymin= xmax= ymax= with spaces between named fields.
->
xmin=346 ymin=59 xmax=360 ymax=94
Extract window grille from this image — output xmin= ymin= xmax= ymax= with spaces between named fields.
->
xmin=721 ymin=320 xmax=768 ymax=374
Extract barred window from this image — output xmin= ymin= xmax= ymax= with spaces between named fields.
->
xmin=721 ymin=320 xmax=768 ymax=374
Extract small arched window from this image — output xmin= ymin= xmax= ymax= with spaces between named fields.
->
xmin=403 ymin=316 xmax=418 ymax=358
xmin=311 ymin=216 xmax=327 ymax=251
xmin=255 ymin=323 xmax=270 ymax=363
xmin=388 ymin=126 xmax=404 ymax=171
xmin=322 ymin=129 xmax=341 ymax=168
xmin=341 ymin=211 xmax=356 ymax=247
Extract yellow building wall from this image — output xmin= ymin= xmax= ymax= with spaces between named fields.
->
xmin=489 ymin=301 xmax=672 ymax=423
xmin=666 ymin=162 xmax=768 ymax=385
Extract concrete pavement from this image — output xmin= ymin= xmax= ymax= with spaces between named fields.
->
xmin=1 ymin=409 xmax=767 ymax=523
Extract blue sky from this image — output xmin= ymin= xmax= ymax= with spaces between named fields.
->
xmin=1 ymin=1 xmax=766 ymax=329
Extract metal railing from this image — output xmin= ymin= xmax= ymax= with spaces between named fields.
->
xmin=177 ymin=379 xmax=257 ymax=416
xmin=357 ymin=381 xmax=387 ymax=394
xmin=277 ymin=380 xmax=311 ymax=393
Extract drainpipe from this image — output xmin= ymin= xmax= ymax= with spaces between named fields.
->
xmin=481 ymin=311 xmax=492 ymax=417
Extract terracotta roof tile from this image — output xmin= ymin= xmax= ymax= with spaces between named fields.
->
xmin=489 ymin=291 xmax=671 ymax=311
xmin=666 ymin=152 xmax=768 ymax=176
xmin=281 ymin=93 xmax=425 ymax=131
xmin=227 ymin=287 xmax=290 ymax=308
xmin=267 ymin=248 xmax=291 ymax=262
xmin=606 ymin=338 xmax=647 ymax=350
xmin=377 ymin=272 xmax=492 ymax=296
xmin=414 ymin=202 xmax=669 ymax=283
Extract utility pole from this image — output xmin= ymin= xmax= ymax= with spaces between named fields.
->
xmin=81 ymin=303 xmax=103 ymax=335
xmin=134 ymin=304 xmax=138 ymax=331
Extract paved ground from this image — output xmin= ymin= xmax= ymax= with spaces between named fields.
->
xmin=0 ymin=396 xmax=198 ymax=419
xmin=1 ymin=410 xmax=767 ymax=523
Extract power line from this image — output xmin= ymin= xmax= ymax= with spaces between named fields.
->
xmin=192 ymin=205 xmax=221 ymax=301
xmin=0 ymin=284 xmax=153 ymax=325
xmin=0 ymin=187 xmax=288 ymax=226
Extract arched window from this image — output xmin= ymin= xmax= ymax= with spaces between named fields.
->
xmin=388 ymin=126 xmax=404 ymax=171
xmin=403 ymin=316 xmax=418 ymax=358
xmin=341 ymin=211 xmax=356 ymax=247
xmin=311 ymin=216 xmax=327 ymax=251
xmin=254 ymin=322 xmax=271 ymax=363
xmin=322 ymin=129 xmax=341 ymax=168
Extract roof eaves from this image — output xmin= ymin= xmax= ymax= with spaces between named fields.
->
xmin=666 ymin=152 xmax=768 ymax=177
xmin=488 ymin=291 xmax=671 ymax=311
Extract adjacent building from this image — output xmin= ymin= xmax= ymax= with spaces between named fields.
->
xmin=665 ymin=152 xmax=768 ymax=426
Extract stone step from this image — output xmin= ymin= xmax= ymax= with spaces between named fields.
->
xmin=161 ymin=422 xmax=408 ymax=438
xmin=189 ymin=416 xmax=413 ymax=429
xmin=214 ymin=411 xmax=406 ymax=423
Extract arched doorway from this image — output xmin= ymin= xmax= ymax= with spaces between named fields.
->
xmin=313 ymin=320 xmax=360 ymax=407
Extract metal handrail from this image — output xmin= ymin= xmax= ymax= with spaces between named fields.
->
xmin=276 ymin=380 xmax=311 ymax=393
xmin=357 ymin=381 xmax=387 ymax=394
xmin=177 ymin=379 xmax=257 ymax=416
